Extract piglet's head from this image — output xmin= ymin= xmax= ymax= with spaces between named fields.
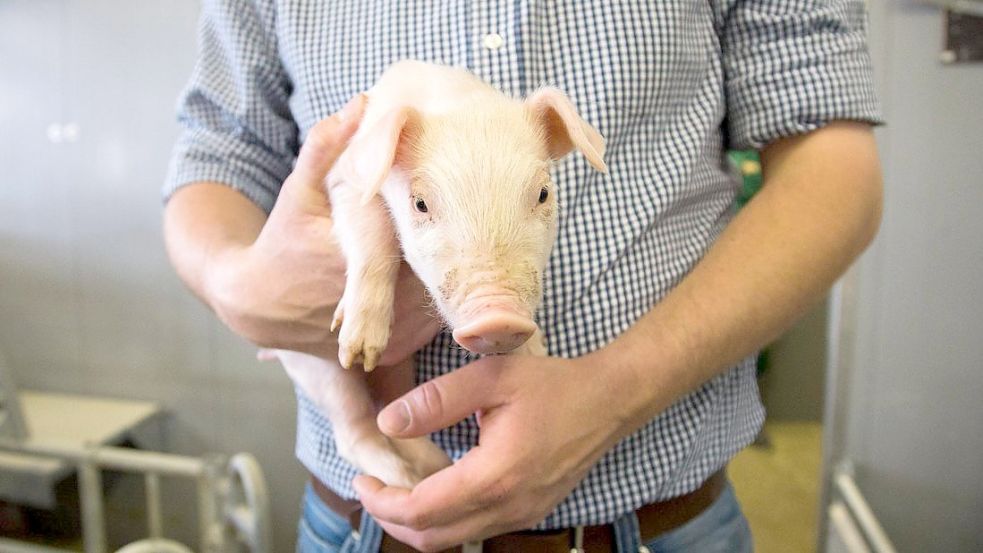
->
xmin=344 ymin=87 xmax=606 ymax=354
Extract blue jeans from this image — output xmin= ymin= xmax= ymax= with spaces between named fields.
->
xmin=297 ymin=481 xmax=753 ymax=553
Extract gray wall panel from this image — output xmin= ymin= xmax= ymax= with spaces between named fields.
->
xmin=0 ymin=0 xmax=83 ymax=393
xmin=825 ymin=2 xmax=983 ymax=551
xmin=1 ymin=2 xmax=307 ymax=550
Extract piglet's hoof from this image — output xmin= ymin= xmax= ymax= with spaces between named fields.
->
xmin=334 ymin=295 xmax=392 ymax=372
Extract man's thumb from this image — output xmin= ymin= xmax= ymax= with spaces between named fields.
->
xmin=290 ymin=94 xmax=365 ymax=187
xmin=377 ymin=363 xmax=497 ymax=438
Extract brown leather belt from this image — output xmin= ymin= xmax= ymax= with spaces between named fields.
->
xmin=310 ymin=469 xmax=727 ymax=553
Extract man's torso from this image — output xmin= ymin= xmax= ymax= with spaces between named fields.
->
xmin=283 ymin=0 xmax=763 ymax=529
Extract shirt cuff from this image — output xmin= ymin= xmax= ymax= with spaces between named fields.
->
xmin=725 ymin=31 xmax=884 ymax=150
xmin=162 ymin=130 xmax=290 ymax=213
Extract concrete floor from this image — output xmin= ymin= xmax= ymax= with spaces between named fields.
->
xmin=731 ymin=421 xmax=824 ymax=553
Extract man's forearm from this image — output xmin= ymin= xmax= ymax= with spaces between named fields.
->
xmin=163 ymin=182 xmax=267 ymax=307
xmin=597 ymin=121 xmax=883 ymax=429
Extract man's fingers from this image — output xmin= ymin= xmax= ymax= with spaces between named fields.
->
xmin=360 ymin=457 xmax=519 ymax=552
xmin=353 ymin=451 xmax=491 ymax=529
xmin=376 ymin=358 xmax=505 ymax=438
xmin=351 ymin=475 xmax=408 ymax=513
xmin=372 ymin=510 xmax=505 ymax=553
xmin=290 ymin=94 xmax=366 ymax=187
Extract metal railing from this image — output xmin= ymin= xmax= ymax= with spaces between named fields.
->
xmin=823 ymin=464 xmax=898 ymax=553
xmin=0 ymin=440 xmax=270 ymax=553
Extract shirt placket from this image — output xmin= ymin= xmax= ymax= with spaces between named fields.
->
xmin=470 ymin=0 xmax=525 ymax=97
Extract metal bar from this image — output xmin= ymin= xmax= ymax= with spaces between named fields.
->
xmin=0 ymin=351 xmax=28 ymax=441
xmin=92 ymin=447 xmax=204 ymax=476
xmin=226 ymin=453 xmax=271 ymax=553
xmin=0 ymin=537 xmax=77 ymax=553
xmin=197 ymin=458 xmax=221 ymax=553
xmin=145 ymin=472 xmax=164 ymax=538
xmin=79 ymin=456 xmax=107 ymax=553
xmin=818 ymin=268 xmax=863 ymax=552
xmin=828 ymin=501 xmax=873 ymax=553
xmin=0 ymin=441 xmax=205 ymax=476
xmin=835 ymin=472 xmax=898 ymax=553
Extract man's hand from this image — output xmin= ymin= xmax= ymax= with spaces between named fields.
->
xmin=201 ymin=97 xmax=360 ymax=357
xmin=164 ymin=95 xmax=441 ymax=362
xmin=352 ymin=352 xmax=635 ymax=552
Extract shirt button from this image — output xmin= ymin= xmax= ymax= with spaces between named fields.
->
xmin=483 ymin=32 xmax=504 ymax=50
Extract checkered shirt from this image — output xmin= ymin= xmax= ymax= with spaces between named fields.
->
xmin=164 ymin=0 xmax=881 ymax=530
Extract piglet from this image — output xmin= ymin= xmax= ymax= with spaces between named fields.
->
xmin=265 ymin=61 xmax=607 ymax=489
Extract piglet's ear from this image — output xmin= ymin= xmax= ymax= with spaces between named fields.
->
xmin=525 ymin=87 xmax=607 ymax=173
xmin=340 ymin=106 xmax=418 ymax=205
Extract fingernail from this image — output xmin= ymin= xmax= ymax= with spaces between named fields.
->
xmin=338 ymin=94 xmax=363 ymax=123
xmin=378 ymin=401 xmax=411 ymax=434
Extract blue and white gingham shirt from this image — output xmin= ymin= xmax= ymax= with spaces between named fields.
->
xmin=165 ymin=0 xmax=880 ymax=530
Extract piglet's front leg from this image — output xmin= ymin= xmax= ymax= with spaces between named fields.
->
xmin=328 ymin=184 xmax=401 ymax=371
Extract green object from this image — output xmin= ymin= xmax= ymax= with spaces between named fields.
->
xmin=756 ymin=348 xmax=769 ymax=377
xmin=727 ymin=150 xmax=763 ymax=207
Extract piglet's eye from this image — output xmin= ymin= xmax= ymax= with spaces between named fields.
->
xmin=538 ymin=187 xmax=549 ymax=204
xmin=413 ymin=196 xmax=429 ymax=213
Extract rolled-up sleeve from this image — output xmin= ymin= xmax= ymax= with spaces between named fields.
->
xmin=713 ymin=0 xmax=883 ymax=150
xmin=163 ymin=0 xmax=297 ymax=213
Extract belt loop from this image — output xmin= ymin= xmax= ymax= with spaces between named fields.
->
xmin=344 ymin=509 xmax=382 ymax=553
xmin=611 ymin=510 xmax=641 ymax=553
xmin=569 ymin=525 xmax=585 ymax=552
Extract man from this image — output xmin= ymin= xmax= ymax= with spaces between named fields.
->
xmin=163 ymin=1 xmax=883 ymax=551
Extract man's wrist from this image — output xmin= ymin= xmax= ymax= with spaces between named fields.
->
xmin=585 ymin=312 xmax=699 ymax=436
xmin=202 ymin=241 xmax=255 ymax=322
xmin=584 ymin=339 xmax=669 ymax=437
xmin=163 ymin=182 xmax=267 ymax=311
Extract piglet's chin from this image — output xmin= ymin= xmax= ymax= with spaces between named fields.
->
xmin=451 ymin=307 xmax=537 ymax=354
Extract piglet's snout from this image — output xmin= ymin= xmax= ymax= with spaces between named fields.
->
xmin=452 ymin=309 xmax=537 ymax=354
